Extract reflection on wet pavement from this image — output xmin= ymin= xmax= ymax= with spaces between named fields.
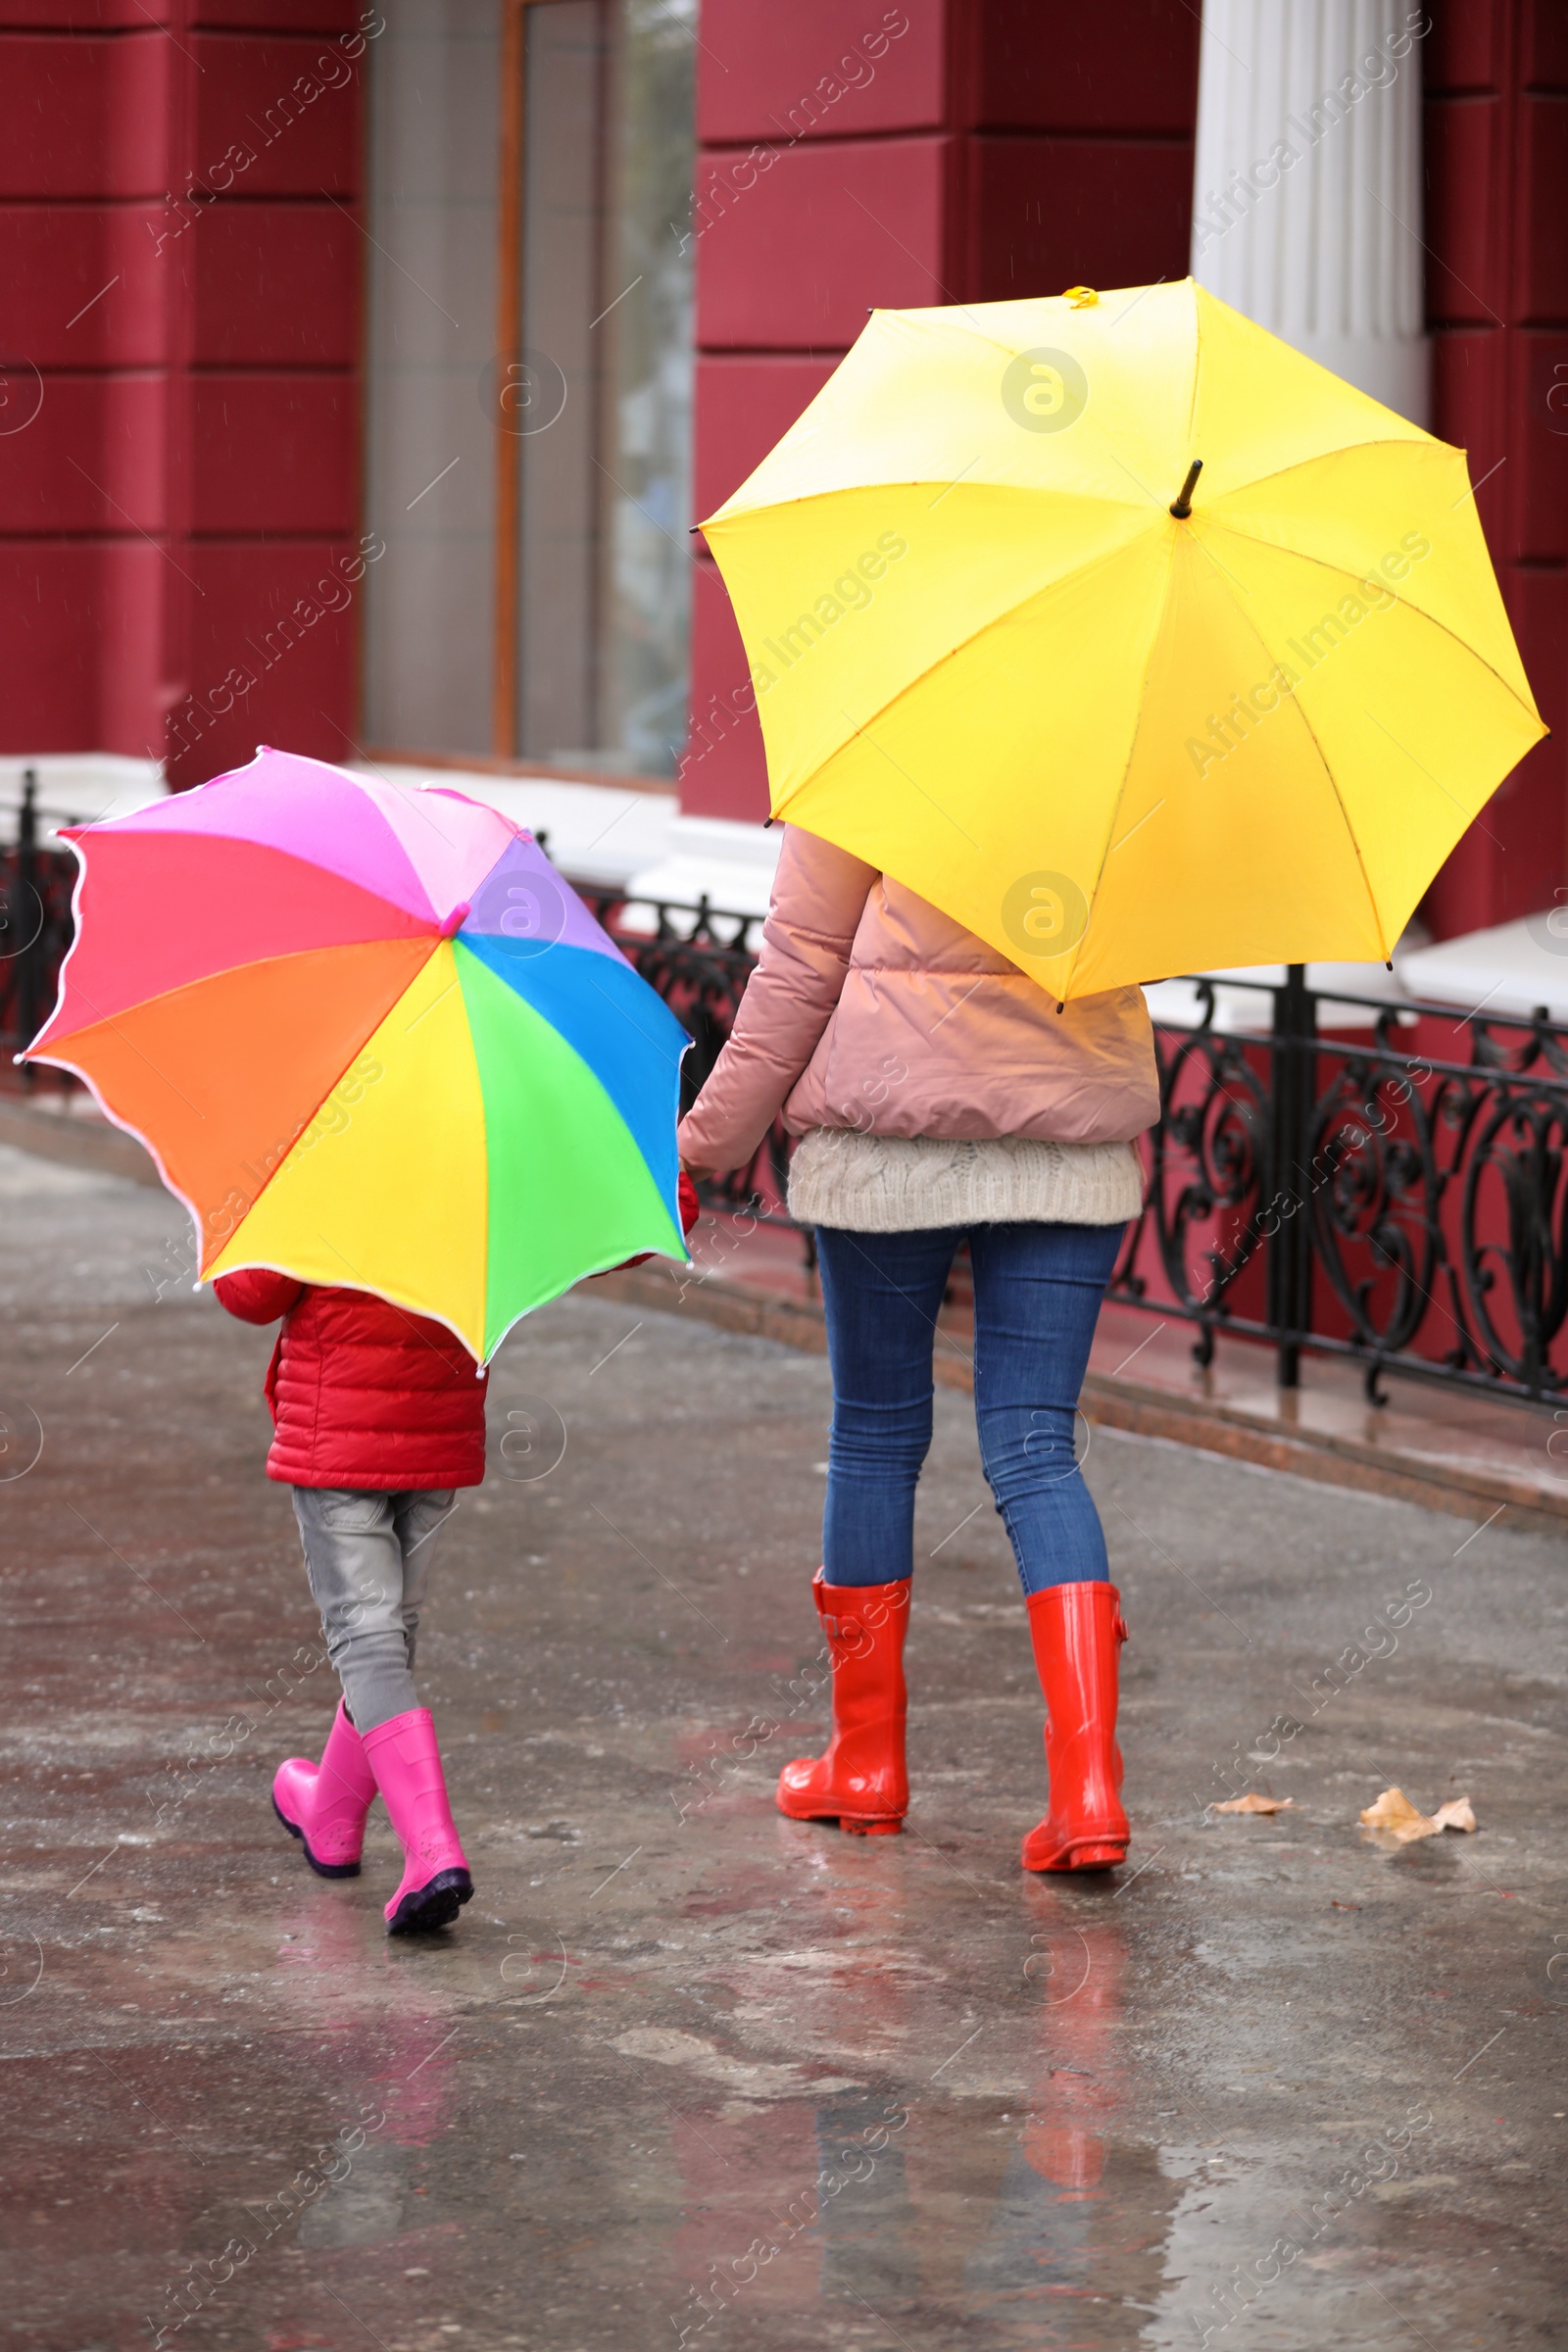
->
xmin=3 ymin=1151 xmax=1565 ymax=2348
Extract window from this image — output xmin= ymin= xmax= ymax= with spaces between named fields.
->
xmin=363 ymin=0 xmax=695 ymax=777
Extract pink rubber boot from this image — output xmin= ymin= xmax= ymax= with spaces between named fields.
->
xmin=271 ymin=1699 xmax=377 ymax=1878
xmin=361 ymin=1707 xmax=474 ymax=1935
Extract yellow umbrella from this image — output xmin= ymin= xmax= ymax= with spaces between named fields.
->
xmin=700 ymin=280 xmax=1544 ymax=1000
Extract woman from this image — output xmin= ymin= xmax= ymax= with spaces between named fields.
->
xmin=678 ymin=828 xmax=1157 ymax=1870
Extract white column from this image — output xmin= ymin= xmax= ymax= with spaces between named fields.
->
xmin=1190 ymin=1 xmax=1430 ymax=425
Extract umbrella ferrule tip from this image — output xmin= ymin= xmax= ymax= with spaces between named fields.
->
xmin=1170 ymin=458 xmax=1203 ymax=518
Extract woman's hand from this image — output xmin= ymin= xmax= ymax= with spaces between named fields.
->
xmin=680 ymin=1156 xmax=714 ymax=1185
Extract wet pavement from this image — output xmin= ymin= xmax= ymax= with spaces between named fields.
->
xmin=2 ymin=1141 xmax=1566 ymax=2351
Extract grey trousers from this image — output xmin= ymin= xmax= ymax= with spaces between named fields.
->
xmin=291 ymin=1487 xmax=456 ymax=1736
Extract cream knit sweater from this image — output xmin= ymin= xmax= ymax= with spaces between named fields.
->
xmin=785 ymin=1129 xmax=1146 ymax=1234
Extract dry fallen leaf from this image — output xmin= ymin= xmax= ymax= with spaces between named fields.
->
xmin=1359 ymin=1787 xmax=1477 ymax=1842
xmin=1359 ymin=1787 xmax=1429 ymax=1838
xmin=1213 ymin=1792 xmax=1296 ymax=1815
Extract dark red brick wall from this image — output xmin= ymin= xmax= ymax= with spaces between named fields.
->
xmin=1424 ymin=0 xmax=1568 ymax=935
xmin=2 ymin=0 xmax=1558 ymax=949
xmin=0 ymin=0 xmax=367 ymax=785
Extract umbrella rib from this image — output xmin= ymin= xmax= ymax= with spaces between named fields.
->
xmin=1182 ymin=295 xmax=1202 ymax=462
xmin=771 ymin=524 xmax=1155 ymax=825
xmin=1272 ymin=679 xmax=1390 ymax=962
xmin=270 ymin=953 xmax=487 ymax=1359
xmin=1200 ymin=434 xmax=1435 ymax=507
xmin=1069 ymin=547 xmax=1186 ymax=998
xmin=707 ymin=474 xmax=1150 ymax=529
xmin=1076 ymin=520 xmax=1396 ymax=980
xmin=1362 ymin=708 xmax=1510 ymax=855
xmin=1187 ymin=544 xmax=1392 ymax=960
xmin=1200 ymin=514 xmax=1544 ymax=727
xmin=206 ymin=937 xmax=448 ymax=1270
xmin=42 ymin=972 xmax=209 ymax=1121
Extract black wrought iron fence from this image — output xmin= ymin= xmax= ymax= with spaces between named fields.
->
xmin=0 ymin=774 xmax=77 ymax=1070
xmin=591 ymin=903 xmax=1568 ymax=1410
xmin=9 ymin=792 xmax=1566 ymax=1409
xmin=578 ymin=889 xmax=797 ymax=1230
xmin=1113 ymin=967 xmax=1568 ymax=1407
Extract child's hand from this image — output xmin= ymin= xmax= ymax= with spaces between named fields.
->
xmin=213 ymin=1268 xmax=306 ymax=1322
xmin=592 ymin=1172 xmax=702 ymax=1280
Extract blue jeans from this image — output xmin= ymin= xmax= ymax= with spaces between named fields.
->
xmin=814 ymin=1222 xmax=1124 ymax=1594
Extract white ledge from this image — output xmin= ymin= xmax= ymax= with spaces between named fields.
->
xmin=0 ymin=755 xmax=167 ymax=839
xmin=1396 ymin=918 xmax=1568 ymax=1025
xmin=350 ymin=761 xmax=679 ymax=892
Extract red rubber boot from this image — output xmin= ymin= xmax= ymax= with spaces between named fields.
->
xmin=1021 ymin=1582 xmax=1130 ymax=1872
xmin=361 ymin=1707 xmax=474 ymax=1934
xmin=776 ymin=1572 xmax=909 ymax=1835
xmin=271 ymin=1699 xmax=377 ymax=1878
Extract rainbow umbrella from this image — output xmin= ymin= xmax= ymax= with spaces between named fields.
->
xmin=24 ymin=749 xmax=690 ymax=1361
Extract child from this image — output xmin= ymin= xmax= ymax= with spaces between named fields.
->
xmin=215 ymin=1272 xmax=486 ymax=1935
xmin=218 ymin=1178 xmax=697 ymax=1936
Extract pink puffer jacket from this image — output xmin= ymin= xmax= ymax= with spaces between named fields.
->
xmin=677 ymin=827 xmax=1157 ymax=1173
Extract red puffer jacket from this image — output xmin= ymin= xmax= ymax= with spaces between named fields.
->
xmin=214 ymin=1272 xmax=487 ymax=1491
